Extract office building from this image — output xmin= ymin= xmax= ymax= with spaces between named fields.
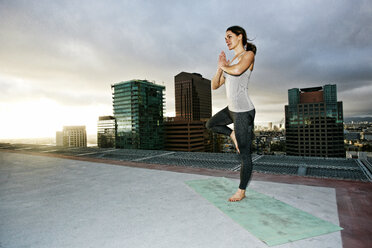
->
xmin=164 ymin=117 xmax=211 ymax=152
xmin=344 ymin=131 xmax=361 ymax=141
xmin=97 ymin=116 xmax=116 ymax=148
xmin=285 ymin=84 xmax=344 ymax=157
xmin=56 ymin=131 xmax=63 ymax=146
xmin=165 ymin=72 xmax=212 ymax=152
xmin=62 ymin=126 xmax=87 ymax=147
xmin=268 ymin=122 xmax=273 ymax=130
xmin=363 ymin=131 xmax=372 ymax=141
xmin=112 ymin=80 xmax=165 ymax=150
xmin=174 ymin=72 xmax=211 ymax=121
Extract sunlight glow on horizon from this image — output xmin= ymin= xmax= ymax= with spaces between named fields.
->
xmin=0 ymin=97 xmax=284 ymax=139
xmin=0 ymin=99 xmax=282 ymax=140
xmin=0 ymin=98 xmax=111 ymax=139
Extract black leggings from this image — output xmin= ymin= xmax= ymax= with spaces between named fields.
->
xmin=206 ymin=106 xmax=255 ymax=190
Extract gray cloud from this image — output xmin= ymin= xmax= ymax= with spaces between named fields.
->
xmin=0 ymin=77 xmax=111 ymax=107
xmin=0 ymin=0 xmax=371 ymax=127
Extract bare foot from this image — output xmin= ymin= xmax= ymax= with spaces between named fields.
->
xmin=230 ymin=130 xmax=240 ymax=153
xmin=228 ymin=189 xmax=246 ymax=202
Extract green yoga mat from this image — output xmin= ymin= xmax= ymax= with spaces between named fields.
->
xmin=185 ymin=177 xmax=343 ymax=246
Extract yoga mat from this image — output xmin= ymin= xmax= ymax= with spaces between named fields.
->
xmin=185 ymin=177 xmax=343 ymax=246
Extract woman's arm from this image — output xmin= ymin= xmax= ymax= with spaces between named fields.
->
xmin=220 ymin=51 xmax=255 ymax=75
xmin=211 ymin=51 xmax=229 ymax=90
xmin=211 ymin=68 xmax=225 ymax=90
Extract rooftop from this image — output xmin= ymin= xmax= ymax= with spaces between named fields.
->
xmin=111 ymin=79 xmax=166 ymax=88
xmin=300 ymin=86 xmax=323 ymax=92
xmin=0 ymin=144 xmax=371 ymax=247
xmin=0 ymin=143 xmax=369 ymax=182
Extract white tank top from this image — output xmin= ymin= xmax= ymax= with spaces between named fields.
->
xmin=223 ymin=52 xmax=255 ymax=112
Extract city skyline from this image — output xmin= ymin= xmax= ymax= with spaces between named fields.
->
xmin=1 ymin=0 xmax=372 ymax=139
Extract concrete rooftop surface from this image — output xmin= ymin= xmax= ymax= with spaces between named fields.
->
xmin=0 ymin=146 xmax=371 ymax=248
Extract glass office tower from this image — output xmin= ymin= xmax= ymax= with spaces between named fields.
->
xmin=97 ymin=116 xmax=116 ymax=148
xmin=285 ymin=84 xmax=344 ymax=157
xmin=112 ymin=80 xmax=165 ymax=149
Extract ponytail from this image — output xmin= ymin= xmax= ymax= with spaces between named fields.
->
xmin=245 ymin=41 xmax=257 ymax=55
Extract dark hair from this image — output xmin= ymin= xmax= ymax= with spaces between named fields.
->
xmin=226 ymin=26 xmax=257 ymax=55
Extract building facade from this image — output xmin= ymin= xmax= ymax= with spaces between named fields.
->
xmin=62 ymin=126 xmax=87 ymax=147
xmin=112 ymin=80 xmax=165 ymax=150
xmin=56 ymin=131 xmax=63 ymax=146
xmin=97 ymin=116 xmax=116 ymax=148
xmin=165 ymin=72 xmax=212 ymax=152
xmin=164 ymin=117 xmax=211 ymax=152
xmin=174 ymin=72 xmax=211 ymax=121
xmin=285 ymin=84 xmax=345 ymax=157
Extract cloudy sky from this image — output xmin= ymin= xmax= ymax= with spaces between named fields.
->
xmin=1 ymin=0 xmax=371 ymax=139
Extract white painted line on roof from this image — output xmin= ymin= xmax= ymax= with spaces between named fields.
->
xmin=41 ymin=150 xmax=59 ymax=153
xmin=356 ymin=159 xmax=372 ymax=182
xmin=132 ymin=152 xmax=176 ymax=162
xmin=76 ymin=149 xmax=117 ymax=156
xmin=14 ymin=147 xmax=33 ymax=150
xmin=253 ymin=155 xmax=264 ymax=162
xmin=363 ymin=159 xmax=372 ymax=169
xmin=232 ymin=154 xmax=264 ymax=171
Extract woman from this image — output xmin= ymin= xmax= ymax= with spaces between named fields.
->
xmin=206 ymin=26 xmax=256 ymax=202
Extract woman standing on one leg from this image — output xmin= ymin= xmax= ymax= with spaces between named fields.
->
xmin=206 ymin=26 xmax=256 ymax=202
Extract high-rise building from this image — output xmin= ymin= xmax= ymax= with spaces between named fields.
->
xmin=62 ymin=126 xmax=87 ymax=147
xmin=268 ymin=122 xmax=273 ymax=130
xmin=112 ymin=80 xmax=165 ymax=150
xmin=56 ymin=131 xmax=63 ymax=146
xmin=164 ymin=117 xmax=211 ymax=152
xmin=285 ymin=84 xmax=344 ymax=157
xmin=165 ymin=72 xmax=212 ymax=152
xmin=273 ymin=125 xmax=279 ymax=132
xmin=97 ymin=116 xmax=116 ymax=148
xmin=174 ymin=72 xmax=211 ymax=121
